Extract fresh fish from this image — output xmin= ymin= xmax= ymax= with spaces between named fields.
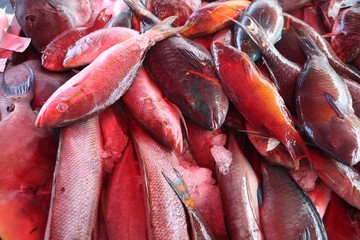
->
xmin=212 ymin=40 xmax=309 ymax=168
xmin=284 ymin=12 xmax=360 ymax=84
xmin=296 ymin=30 xmax=360 ymax=166
xmin=234 ymin=0 xmax=284 ymax=62
xmin=45 ymin=116 xmax=103 ymax=240
xmin=123 ymin=67 xmax=185 ymax=153
xmin=105 ymin=6 xmax=133 ymax=28
xmin=277 ymin=0 xmax=313 ymax=12
xmin=35 ymin=16 xmax=185 ymax=128
xmin=260 ymin=162 xmax=327 ymax=240
xmin=181 ymin=0 xmax=250 ymax=38
xmin=327 ymin=0 xmax=360 ymax=19
xmin=63 ymin=27 xmax=139 ymax=68
xmin=216 ymin=133 xmax=264 ymax=240
xmin=130 ymin=119 xmax=189 ymax=240
xmin=104 ymin=140 xmax=147 ymax=240
xmin=330 ymin=4 xmax=360 ymax=62
xmin=309 ymin=147 xmax=360 ymax=210
xmin=12 ymin=0 xmax=93 ymax=51
xmin=125 ymin=0 xmax=229 ymax=130
xmin=303 ymin=5 xmax=327 ymax=35
xmin=232 ymin=12 xmax=302 ymax=111
xmin=144 ymin=0 xmax=201 ymax=26
xmin=41 ymin=9 xmax=112 ymax=72
xmin=306 ymin=179 xmax=332 ymax=218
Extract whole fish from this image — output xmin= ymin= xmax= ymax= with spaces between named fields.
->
xmin=309 ymin=147 xmax=360 ymax=210
xmin=145 ymin=0 xmax=201 ymax=26
xmin=296 ymin=30 xmax=360 ymax=166
xmin=45 ymin=116 xmax=103 ymax=240
xmin=216 ymin=133 xmax=264 ymax=240
xmin=35 ymin=16 xmax=185 ymax=128
xmin=260 ymin=162 xmax=327 ymax=240
xmin=330 ymin=4 xmax=360 ymax=62
xmin=130 ymin=119 xmax=189 ymax=240
xmin=234 ymin=0 xmax=284 ymax=62
xmin=104 ymin=140 xmax=147 ymax=240
xmin=41 ymin=9 xmax=112 ymax=72
xmin=12 ymin=0 xmax=93 ymax=51
xmin=125 ymin=0 xmax=229 ymax=130
xmin=63 ymin=27 xmax=139 ymax=68
xmin=212 ymin=40 xmax=309 ymax=168
xmin=181 ymin=0 xmax=250 ymax=38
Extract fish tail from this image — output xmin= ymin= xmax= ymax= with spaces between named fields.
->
xmin=123 ymin=0 xmax=160 ymax=27
xmin=1 ymin=65 xmax=35 ymax=100
xmin=295 ymin=28 xmax=325 ymax=58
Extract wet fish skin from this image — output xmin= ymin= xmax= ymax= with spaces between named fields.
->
xmin=35 ymin=16 xmax=185 ymax=128
xmin=261 ymin=162 xmax=327 ymax=240
xmin=45 ymin=116 xmax=103 ymax=240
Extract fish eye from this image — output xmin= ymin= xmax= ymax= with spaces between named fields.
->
xmin=157 ymin=10 xmax=167 ymax=18
xmin=56 ymin=102 xmax=68 ymax=113
xmin=25 ymin=14 xmax=36 ymax=23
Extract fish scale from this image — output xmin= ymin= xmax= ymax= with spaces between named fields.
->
xmin=45 ymin=116 xmax=103 ymax=240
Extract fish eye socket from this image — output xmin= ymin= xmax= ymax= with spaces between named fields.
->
xmin=157 ymin=10 xmax=166 ymax=18
xmin=56 ymin=102 xmax=68 ymax=113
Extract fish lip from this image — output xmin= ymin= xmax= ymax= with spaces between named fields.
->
xmin=35 ymin=112 xmax=45 ymax=128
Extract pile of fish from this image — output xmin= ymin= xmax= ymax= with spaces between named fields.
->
xmin=0 ymin=0 xmax=360 ymax=239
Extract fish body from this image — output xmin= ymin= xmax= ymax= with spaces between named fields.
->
xmin=217 ymin=134 xmax=264 ymax=240
xmin=234 ymin=0 xmax=284 ymax=62
xmin=41 ymin=9 xmax=112 ymax=72
xmin=260 ymin=162 xmax=327 ymax=240
xmin=12 ymin=0 xmax=93 ymax=51
xmin=45 ymin=116 xmax=103 ymax=240
xmin=63 ymin=27 xmax=139 ymax=68
xmin=123 ymin=67 xmax=184 ymax=153
xmin=277 ymin=0 xmax=313 ymax=12
xmin=213 ymin=41 xmax=309 ymax=167
xmin=331 ymin=4 xmax=360 ymax=62
xmin=296 ymin=33 xmax=360 ymax=166
xmin=36 ymin=16 xmax=184 ymax=128
xmin=130 ymin=120 xmax=189 ymax=240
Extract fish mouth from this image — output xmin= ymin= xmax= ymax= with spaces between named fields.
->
xmin=35 ymin=113 xmax=43 ymax=128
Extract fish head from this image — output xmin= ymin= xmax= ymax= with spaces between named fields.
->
xmin=41 ymin=45 xmax=67 ymax=71
xmin=317 ymin=117 xmax=360 ymax=166
xmin=152 ymin=0 xmax=194 ymax=26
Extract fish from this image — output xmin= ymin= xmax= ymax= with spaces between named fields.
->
xmin=330 ymin=4 xmax=360 ymax=62
xmin=144 ymin=0 xmax=201 ymax=26
xmin=41 ymin=9 xmax=112 ymax=72
xmin=216 ymin=133 xmax=264 ymax=240
xmin=125 ymin=0 xmax=229 ymax=130
xmin=303 ymin=5 xmax=328 ymax=35
xmin=130 ymin=118 xmax=189 ymax=240
xmin=306 ymin=179 xmax=332 ymax=218
xmin=35 ymin=16 xmax=185 ymax=128
xmin=309 ymin=147 xmax=360 ymax=210
xmin=212 ymin=40 xmax=309 ymax=168
xmin=122 ymin=67 xmax=185 ymax=153
xmin=232 ymin=11 xmax=302 ymax=112
xmin=44 ymin=115 xmax=103 ymax=240
xmin=104 ymin=140 xmax=147 ymax=240
xmin=63 ymin=27 xmax=139 ymax=68
xmin=0 ymin=66 xmax=58 ymax=195
xmin=277 ymin=0 xmax=313 ymax=12
xmin=296 ymin=30 xmax=360 ymax=166
xmin=12 ymin=0 xmax=93 ymax=51
xmin=260 ymin=161 xmax=328 ymax=240
xmin=327 ymin=0 xmax=360 ymax=19
xmin=284 ymin=12 xmax=360 ymax=84
xmin=234 ymin=0 xmax=284 ymax=62
xmin=181 ymin=0 xmax=250 ymax=38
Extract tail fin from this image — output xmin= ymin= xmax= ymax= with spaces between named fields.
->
xmin=144 ymin=16 xmax=187 ymax=41
xmin=1 ymin=66 xmax=35 ymax=99
xmin=123 ymin=0 xmax=160 ymax=29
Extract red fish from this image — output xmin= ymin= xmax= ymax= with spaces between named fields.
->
xmin=260 ymin=162 xmax=327 ymax=239
xmin=12 ymin=0 xmax=93 ymax=51
xmin=41 ymin=9 xmax=112 ymax=72
xmin=296 ymin=31 xmax=360 ymax=166
xmin=35 ymin=16 xmax=185 ymax=128
xmin=213 ymin=40 xmax=309 ymax=168
xmin=63 ymin=27 xmax=139 ymax=68
xmin=104 ymin=140 xmax=147 ymax=240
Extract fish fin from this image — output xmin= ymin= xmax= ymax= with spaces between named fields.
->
xmin=262 ymin=57 xmax=281 ymax=90
xmin=322 ymin=32 xmax=336 ymax=38
xmin=185 ymin=70 xmax=222 ymax=88
xmin=246 ymin=172 xmax=262 ymax=231
xmin=1 ymin=65 xmax=35 ymax=98
xmin=177 ymin=48 xmax=201 ymax=72
xmin=325 ymin=92 xmax=345 ymax=119
xmin=300 ymin=227 xmax=311 ymax=240
xmin=295 ymin=28 xmax=324 ymax=57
